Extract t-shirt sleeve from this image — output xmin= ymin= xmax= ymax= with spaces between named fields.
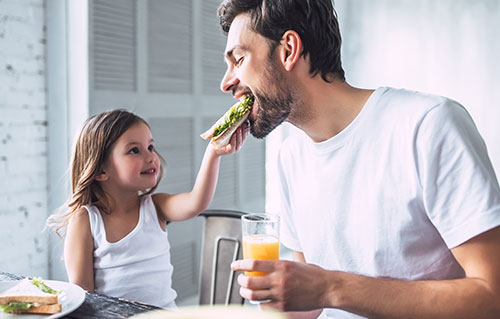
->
xmin=277 ymin=142 xmax=303 ymax=253
xmin=416 ymin=99 xmax=500 ymax=248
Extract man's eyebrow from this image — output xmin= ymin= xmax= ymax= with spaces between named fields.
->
xmin=224 ymin=45 xmax=245 ymax=60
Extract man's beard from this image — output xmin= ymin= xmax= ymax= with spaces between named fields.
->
xmin=249 ymin=60 xmax=294 ymax=139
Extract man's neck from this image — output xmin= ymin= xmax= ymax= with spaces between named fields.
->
xmin=289 ymin=79 xmax=374 ymax=143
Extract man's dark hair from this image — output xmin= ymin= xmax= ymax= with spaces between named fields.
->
xmin=218 ymin=0 xmax=345 ymax=82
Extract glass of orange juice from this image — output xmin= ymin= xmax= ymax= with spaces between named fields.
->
xmin=241 ymin=213 xmax=280 ymax=277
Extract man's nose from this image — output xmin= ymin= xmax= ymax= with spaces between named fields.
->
xmin=220 ymin=67 xmax=239 ymax=93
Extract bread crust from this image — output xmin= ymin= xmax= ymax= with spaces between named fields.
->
xmin=10 ymin=303 xmax=62 ymax=314
xmin=0 ymin=294 xmax=58 ymax=305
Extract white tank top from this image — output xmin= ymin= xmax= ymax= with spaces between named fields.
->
xmin=85 ymin=194 xmax=177 ymax=308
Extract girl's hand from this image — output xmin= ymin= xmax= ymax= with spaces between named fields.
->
xmin=212 ymin=122 xmax=249 ymax=155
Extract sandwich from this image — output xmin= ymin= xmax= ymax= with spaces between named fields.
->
xmin=201 ymin=95 xmax=254 ymax=147
xmin=0 ymin=277 xmax=62 ymax=314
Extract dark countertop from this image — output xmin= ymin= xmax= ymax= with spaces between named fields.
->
xmin=0 ymin=272 xmax=160 ymax=318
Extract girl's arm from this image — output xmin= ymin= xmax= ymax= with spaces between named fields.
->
xmin=64 ymin=207 xmax=95 ymax=291
xmin=153 ymin=123 xmax=248 ymax=221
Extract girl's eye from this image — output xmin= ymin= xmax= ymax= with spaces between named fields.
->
xmin=128 ymin=147 xmax=139 ymax=154
xmin=148 ymin=145 xmax=154 ymax=152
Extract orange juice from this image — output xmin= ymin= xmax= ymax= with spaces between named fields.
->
xmin=242 ymin=234 xmax=279 ymax=276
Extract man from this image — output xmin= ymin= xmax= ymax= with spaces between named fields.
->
xmin=219 ymin=0 xmax=500 ymax=318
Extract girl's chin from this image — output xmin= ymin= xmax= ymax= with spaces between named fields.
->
xmin=139 ymin=185 xmax=155 ymax=193
xmin=139 ymin=180 xmax=158 ymax=191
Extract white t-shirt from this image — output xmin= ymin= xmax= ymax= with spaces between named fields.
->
xmin=85 ymin=194 xmax=177 ymax=309
xmin=278 ymin=87 xmax=500 ymax=319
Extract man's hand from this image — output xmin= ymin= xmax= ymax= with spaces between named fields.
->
xmin=232 ymin=226 xmax=500 ymax=318
xmin=231 ymin=258 xmax=332 ymax=312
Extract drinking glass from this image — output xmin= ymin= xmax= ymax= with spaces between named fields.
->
xmin=241 ymin=213 xmax=280 ymax=277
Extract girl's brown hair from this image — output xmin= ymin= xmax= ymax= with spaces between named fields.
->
xmin=47 ymin=109 xmax=165 ymax=236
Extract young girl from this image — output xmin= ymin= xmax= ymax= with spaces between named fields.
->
xmin=47 ymin=109 xmax=248 ymax=308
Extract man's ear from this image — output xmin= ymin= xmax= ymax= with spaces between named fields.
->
xmin=95 ymin=170 xmax=108 ymax=182
xmin=279 ymin=30 xmax=302 ymax=72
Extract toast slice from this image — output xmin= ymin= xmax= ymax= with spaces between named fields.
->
xmin=0 ymin=278 xmax=58 ymax=305
xmin=209 ymin=110 xmax=250 ymax=147
xmin=201 ymin=95 xmax=253 ymax=147
xmin=200 ymin=100 xmax=243 ymax=140
xmin=0 ymin=278 xmax=61 ymax=314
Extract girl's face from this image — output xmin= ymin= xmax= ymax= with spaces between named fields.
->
xmin=100 ymin=122 xmax=161 ymax=193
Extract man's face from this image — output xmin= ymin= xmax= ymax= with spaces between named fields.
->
xmin=221 ymin=14 xmax=296 ymax=139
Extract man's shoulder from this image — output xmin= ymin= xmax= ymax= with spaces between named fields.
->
xmin=377 ymin=87 xmax=464 ymax=122
xmin=381 ymin=86 xmax=447 ymax=107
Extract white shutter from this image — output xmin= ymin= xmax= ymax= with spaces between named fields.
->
xmin=201 ymin=0 xmax=227 ymax=95
xmin=240 ymin=137 xmax=266 ymax=211
xmin=92 ymin=0 xmax=136 ymax=91
xmin=148 ymin=0 xmax=192 ymax=93
xmin=149 ymin=117 xmax=194 ymax=194
xmin=169 ymin=238 xmax=199 ymax=300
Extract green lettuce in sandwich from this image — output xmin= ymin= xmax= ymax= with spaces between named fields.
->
xmin=201 ymin=95 xmax=254 ymax=147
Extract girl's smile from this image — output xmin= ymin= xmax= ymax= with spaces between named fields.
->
xmin=141 ymin=167 xmax=157 ymax=175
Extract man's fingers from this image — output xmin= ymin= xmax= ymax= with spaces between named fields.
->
xmin=231 ymin=259 xmax=275 ymax=273
xmin=239 ymin=286 xmax=271 ymax=302
xmin=237 ymin=273 xmax=272 ymax=289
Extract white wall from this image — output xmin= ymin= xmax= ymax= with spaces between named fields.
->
xmin=0 ymin=0 xmax=48 ymax=277
xmin=337 ymin=0 xmax=500 ymax=178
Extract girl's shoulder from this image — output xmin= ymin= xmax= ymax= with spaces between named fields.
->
xmin=150 ymin=192 xmax=170 ymax=202
xmin=68 ymin=206 xmax=91 ymax=229
xmin=65 ymin=206 xmax=93 ymax=243
xmin=150 ymin=192 xmax=172 ymax=207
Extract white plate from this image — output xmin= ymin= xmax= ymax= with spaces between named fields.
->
xmin=0 ymin=280 xmax=85 ymax=319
